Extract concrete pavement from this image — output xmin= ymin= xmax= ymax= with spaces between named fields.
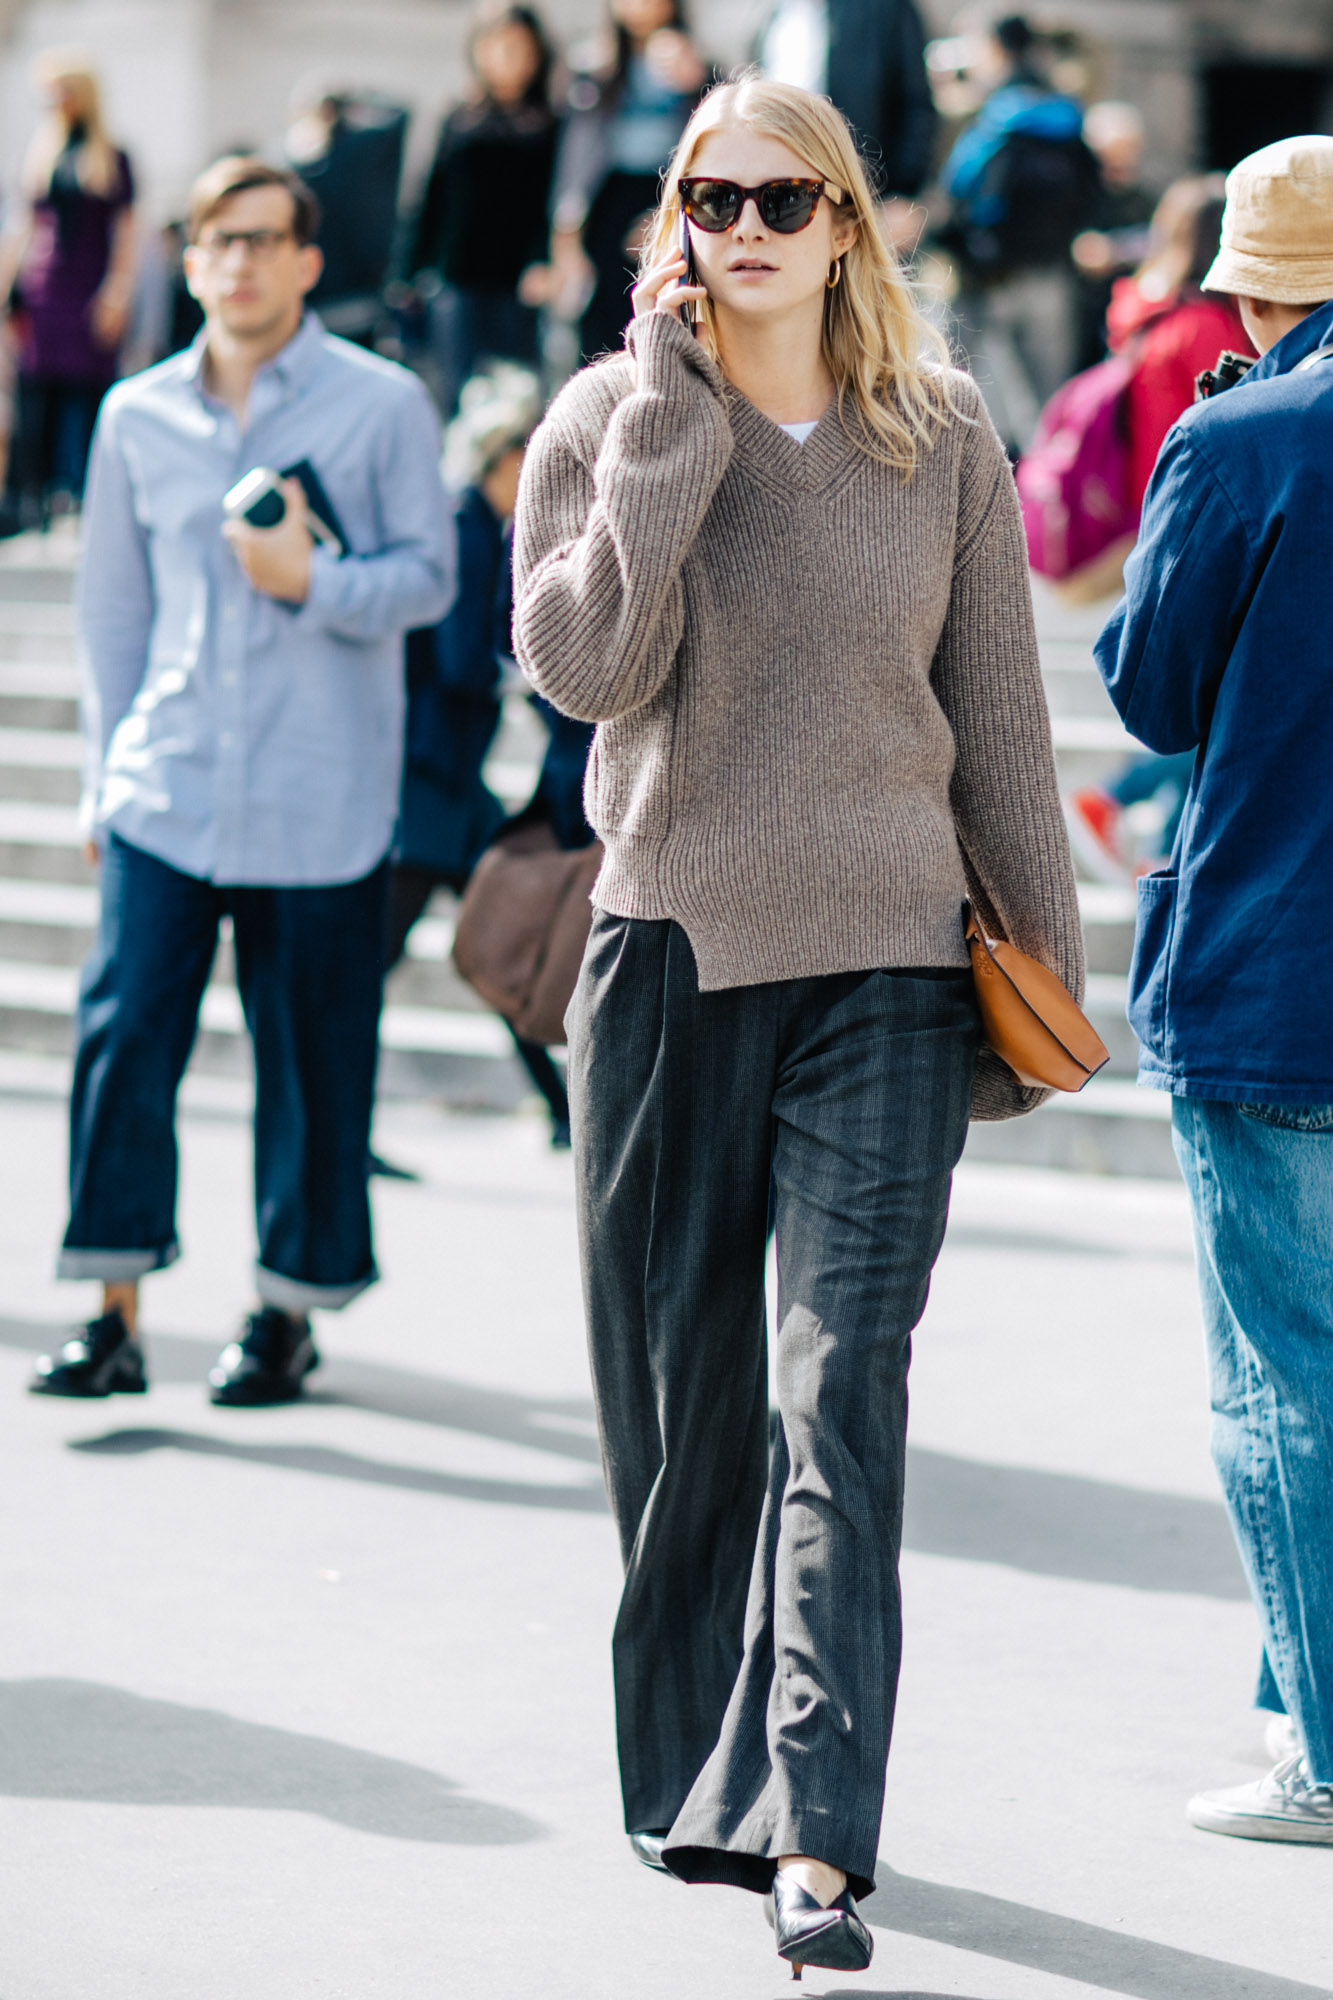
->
xmin=0 ymin=1088 xmax=1329 ymax=1999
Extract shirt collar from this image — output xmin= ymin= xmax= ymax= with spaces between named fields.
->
xmin=183 ymin=309 xmax=326 ymax=404
xmin=1247 ymin=298 xmax=1333 ymax=385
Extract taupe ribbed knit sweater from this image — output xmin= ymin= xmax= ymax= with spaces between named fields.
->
xmin=513 ymin=310 xmax=1082 ymax=1120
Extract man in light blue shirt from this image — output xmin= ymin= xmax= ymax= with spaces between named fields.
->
xmin=31 ymin=155 xmax=453 ymax=1408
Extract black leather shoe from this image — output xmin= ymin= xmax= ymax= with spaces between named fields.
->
xmin=208 ymin=1308 xmax=319 ymax=1407
xmin=768 ymin=1871 xmax=873 ymax=1979
xmin=627 ymin=1829 xmax=672 ymax=1874
xmin=30 ymin=1310 xmax=147 ymax=1397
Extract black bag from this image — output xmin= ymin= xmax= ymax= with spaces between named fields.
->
xmin=451 ymin=822 xmax=603 ymax=1048
xmin=957 ymin=130 xmax=1099 ymax=277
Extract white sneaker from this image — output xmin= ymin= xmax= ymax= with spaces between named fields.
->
xmin=1188 ymin=1753 xmax=1333 ymax=1844
xmin=1264 ymin=1712 xmax=1300 ymax=1764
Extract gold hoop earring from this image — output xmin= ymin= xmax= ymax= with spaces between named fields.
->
xmin=826 ymin=258 xmax=842 ymax=290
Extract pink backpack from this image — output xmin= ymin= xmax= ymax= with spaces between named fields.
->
xmin=1016 ymin=352 xmax=1139 ymax=579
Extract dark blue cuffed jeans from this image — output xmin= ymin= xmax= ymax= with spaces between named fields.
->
xmin=60 ymin=832 xmax=388 ymax=1311
xmin=567 ymin=913 xmax=981 ymax=1900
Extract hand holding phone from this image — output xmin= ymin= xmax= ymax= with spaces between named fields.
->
xmin=629 ymin=226 xmax=705 ymax=324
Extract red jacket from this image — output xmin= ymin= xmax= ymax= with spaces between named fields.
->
xmin=1106 ymin=280 xmax=1254 ymax=511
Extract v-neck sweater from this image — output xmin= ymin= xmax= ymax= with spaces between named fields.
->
xmin=513 ymin=310 xmax=1083 ymax=1120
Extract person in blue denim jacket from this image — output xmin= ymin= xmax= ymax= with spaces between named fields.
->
xmin=1095 ymin=134 xmax=1333 ymax=1846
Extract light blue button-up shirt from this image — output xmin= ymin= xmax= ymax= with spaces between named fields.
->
xmin=78 ymin=312 xmax=454 ymax=885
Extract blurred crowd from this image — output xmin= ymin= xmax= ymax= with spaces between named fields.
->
xmin=0 ymin=5 xmax=1282 ymax=891
xmin=0 ymin=6 xmax=1255 ymax=511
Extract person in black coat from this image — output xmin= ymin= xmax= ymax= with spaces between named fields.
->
xmin=283 ymin=87 xmax=409 ymax=346
xmin=756 ymin=0 xmax=937 ymax=241
xmin=538 ymin=0 xmax=709 ymax=363
xmin=409 ymin=5 xmax=559 ymax=410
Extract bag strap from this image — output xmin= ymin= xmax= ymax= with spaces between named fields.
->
xmin=1295 ymin=342 xmax=1333 ymax=375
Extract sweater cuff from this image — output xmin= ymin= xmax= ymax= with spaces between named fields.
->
xmin=625 ymin=309 xmax=727 ymax=401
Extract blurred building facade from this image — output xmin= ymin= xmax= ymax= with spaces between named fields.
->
xmin=0 ymin=0 xmax=1329 ymax=220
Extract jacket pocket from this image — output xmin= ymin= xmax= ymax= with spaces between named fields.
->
xmin=1127 ymin=870 xmax=1178 ymax=1060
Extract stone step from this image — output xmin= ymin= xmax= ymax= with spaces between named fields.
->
xmin=1077 ymin=883 xmax=1135 ymax=973
xmin=0 ymin=601 xmax=76 ymax=637
xmin=0 ymin=682 xmax=80 ymax=731
xmin=0 ymin=725 xmax=83 ymax=766
xmin=0 ymin=876 xmax=99 ymax=966
xmin=0 ymin=873 xmax=485 ymax=1007
xmin=0 ymin=953 xmax=521 ymax=1068
xmin=1049 ymin=714 xmax=1139 ymax=754
xmin=0 ymin=801 xmax=91 ymax=885
xmin=1041 ymin=676 xmax=1121 ymax=722
xmin=0 ymin=662 xmax=80 ymax=694
xmin=0 ymin=725 xmax=83 ymax=804
xmin=0 ymin=866 xmax=1143 ymax=1030
xmin=0 ymin=523 xmax=79 ymax=588
xmin=0 ymin=766 xmax=79 ymax=804
xmin=1040 ymin=654 xmax=1125 ymax=721
xmin=964 ymin=1073 xmax=1176 ymax=1177
xmin=0 ymin=632 xmax=77 ymax=665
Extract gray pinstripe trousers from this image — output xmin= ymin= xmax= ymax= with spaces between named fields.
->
xmin=567 ymin=913 xmax=979 ymax=1898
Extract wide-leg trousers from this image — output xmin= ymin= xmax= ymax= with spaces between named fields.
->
xmin=567 ymin=913 xmax=980 ymax=1898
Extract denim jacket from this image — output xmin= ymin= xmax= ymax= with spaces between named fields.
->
xmin=1095 ymin=299 xmax=1333 ymax=1102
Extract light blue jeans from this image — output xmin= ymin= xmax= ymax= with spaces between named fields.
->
xmin=1172 ymin=1097 xmax=1333 ymax=1781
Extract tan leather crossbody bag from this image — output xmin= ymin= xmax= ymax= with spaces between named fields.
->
xmin=963 ymin=903 xmax=1109 ymax=1093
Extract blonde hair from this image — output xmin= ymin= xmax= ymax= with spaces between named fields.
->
xmin=641 ymin=74 xmax=958 ymax=474
xmin=24 ymin=52 xmax=120 ymax=203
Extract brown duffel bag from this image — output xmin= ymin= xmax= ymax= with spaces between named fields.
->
xmin=451 ymin=823 xmax=604 ymax=1047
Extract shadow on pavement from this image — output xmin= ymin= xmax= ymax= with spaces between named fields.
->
xmin=851 ymin=1865 xmax=1333 ymax=2000
xmin=904 ymin=1446 xmax=1246 ymax=1601
xmin=313 ymin=1355 xmax=603 ymax=1464
xmin=2 ymin=1315 xmax=1243 ymax=1595
xmin=69 ymin=1424 xmax=609 ymax=1513
xmin=0 ymin=1678 xmax=545 ymax=1844
xmin=943 ymin=1222 xmax=1191 ymax=1265
xmin=0 ymin=1315 xmax=602 ymax=1464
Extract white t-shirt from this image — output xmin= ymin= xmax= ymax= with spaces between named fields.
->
xmin=760 ymin=0 xmax=830 ymax=96
xmin=780 ymin=420 xmax=820 ymax=443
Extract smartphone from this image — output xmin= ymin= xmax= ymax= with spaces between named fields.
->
xmin=678 ymin=210 xmax=699 ymax=330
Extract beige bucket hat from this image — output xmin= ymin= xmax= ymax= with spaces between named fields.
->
xmin=1203 ymin=134 xmax=1333 ymax=304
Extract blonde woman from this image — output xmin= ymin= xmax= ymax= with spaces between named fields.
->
xmin=514 ymin=75 xmax=1080 ymax=1977
xmin=0 ymin=52 xmax=135 ymax=521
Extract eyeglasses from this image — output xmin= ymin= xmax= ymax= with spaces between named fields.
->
xmin=194 ymin=227 xmax=297 ymax=262
xmin=677 ymin=178 xmax=844 ymax=235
